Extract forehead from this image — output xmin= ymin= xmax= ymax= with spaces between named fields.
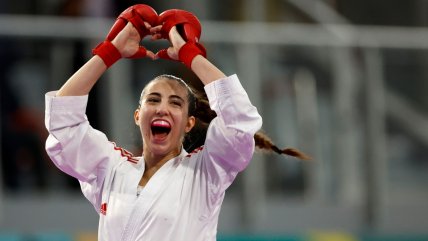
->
xmin=143 ymin=78 xmax=188 ymax=98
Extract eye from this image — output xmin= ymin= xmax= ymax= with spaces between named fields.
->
xmin=171 ymin=100 xmax=182 ymax=107
xmin=146 ymin=97 xmax=160 ymax=103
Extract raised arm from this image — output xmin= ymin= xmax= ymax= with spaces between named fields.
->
xmin=57 ymin=4 xmax=158 ymax=96
xmin=56 ymin=55 xmax=107 ymax=96
xmin=158 ymin=26 xmax=225 ymax=85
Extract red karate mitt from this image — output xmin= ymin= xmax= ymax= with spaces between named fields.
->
xmin=156 ymin=9 xmax=207 ymax=68
xmin=92 ymin=4 xmax=158 ymax=68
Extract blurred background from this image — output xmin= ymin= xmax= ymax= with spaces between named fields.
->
xmin=1 ymin=0 xmax=428 ymax=240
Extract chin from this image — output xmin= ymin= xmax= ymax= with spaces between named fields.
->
xmin=149 ymin=143 xmax=178 ymax=157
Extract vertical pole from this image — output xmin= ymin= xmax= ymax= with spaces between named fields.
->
xmin=238 ymin=0 xmax=267 ymax=232
xmin=237 ymin=43 xmax=266 ymax=233
xmin=293 ymin=68 xmax=322 ymax=201
xmin=363 ymin=48 xmax=387 ymax=231
xmin=331 ymin=47 xmax=364 ymax=204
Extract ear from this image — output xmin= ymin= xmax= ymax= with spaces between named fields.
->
xmin=134 ymin=109 xmax=140 ymax=126
xmin=184 ymin=116 xmax=196 ymax=133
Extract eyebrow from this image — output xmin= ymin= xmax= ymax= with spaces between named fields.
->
xmin=147 ymin=92 xmax=185 ymax=102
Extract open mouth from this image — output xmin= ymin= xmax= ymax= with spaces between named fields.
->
xmin=151 ymin=120 xmax=171 ymax=140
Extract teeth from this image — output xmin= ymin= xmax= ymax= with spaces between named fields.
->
xmin=151 ymin=120 xmax=171 ymax=128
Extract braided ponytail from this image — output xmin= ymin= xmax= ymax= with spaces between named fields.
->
xmin=188 ymin=93 xmax=311 ymax=160
xmin=254 ymin=132 xmax=311 ymax=160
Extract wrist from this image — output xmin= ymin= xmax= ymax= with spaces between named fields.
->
xmin=92 ymin=41 xmax=122 ymax=68
xmin=178 ymin=42 xmax=206 ymax=69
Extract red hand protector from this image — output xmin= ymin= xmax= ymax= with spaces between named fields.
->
xmin=156 ymin=9 xmax=207 ymax=68
xmin=158 ymin=9 xmax=202 ymax=41
xmin=178 ymin=42 xmax=207 ymax=69
xmin=106 ymin=4 xmax=158 ymax=42
xmin=92 ymin=4 xmax=158 ymax=68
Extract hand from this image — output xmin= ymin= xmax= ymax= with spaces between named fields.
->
xmin=112 ymin=22 xmax=155 ymax=59
xmin=153 ymin=9 xmax=207 ymax=68
xmin=151 ymin=26 xmax=185 ymax=60
xmin=92 ymin=4 xmax=158 ymax=67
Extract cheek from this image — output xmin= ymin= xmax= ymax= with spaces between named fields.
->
xmin=176 ymin=113 xmax=190 ymax=133
xmin=138 ymin=110 xmax=150 ymax=133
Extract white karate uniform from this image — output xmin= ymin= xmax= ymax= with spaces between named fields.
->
xmin=45 ymin=74 xmax=262 ymax=241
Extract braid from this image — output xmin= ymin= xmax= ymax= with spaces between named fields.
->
xmin=187 ymin=94 xmax=311 ymax=160
xmin=254 ymin=131 xmax=311 ymax=160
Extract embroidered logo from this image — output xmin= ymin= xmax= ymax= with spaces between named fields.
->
xmin=100 ymin=203 xmax=107 ymax=215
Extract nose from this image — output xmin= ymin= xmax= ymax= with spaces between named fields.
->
xmin=155 ymin=100 xmax=168 ymax=116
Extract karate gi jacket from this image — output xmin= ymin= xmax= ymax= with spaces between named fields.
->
xmin=45 ymin=74 xmax=263 ymax=240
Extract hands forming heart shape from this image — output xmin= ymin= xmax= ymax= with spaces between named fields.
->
xmin=92 ymin=4 xmax=207 ymax=69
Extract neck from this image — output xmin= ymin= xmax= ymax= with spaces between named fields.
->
xmin=139 ymin=145 xmax=182 ymax=187
xmin=142 ymin=146 xmax=181 ymax=170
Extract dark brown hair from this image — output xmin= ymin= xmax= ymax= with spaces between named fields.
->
xmin=141 ymin=74 xmax=311 ymax=160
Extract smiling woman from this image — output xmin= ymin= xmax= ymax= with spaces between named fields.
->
xmin=134 ymin=76 xmax=197 ymax=176
xmin=44 ymin=4 xmax=307 ymax=241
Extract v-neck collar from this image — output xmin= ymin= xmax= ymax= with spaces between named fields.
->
xmin=137 ymin=147 xmax=188 ymax=196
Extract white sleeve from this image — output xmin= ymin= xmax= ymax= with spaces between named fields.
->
xmin=201 ymin=74 xmax=263 ymax=195
xmin=44 ymin=91 xmax=119 ymax=209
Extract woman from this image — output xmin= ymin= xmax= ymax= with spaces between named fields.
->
xmin=45 ymin=7 xmax=308 ymax=241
